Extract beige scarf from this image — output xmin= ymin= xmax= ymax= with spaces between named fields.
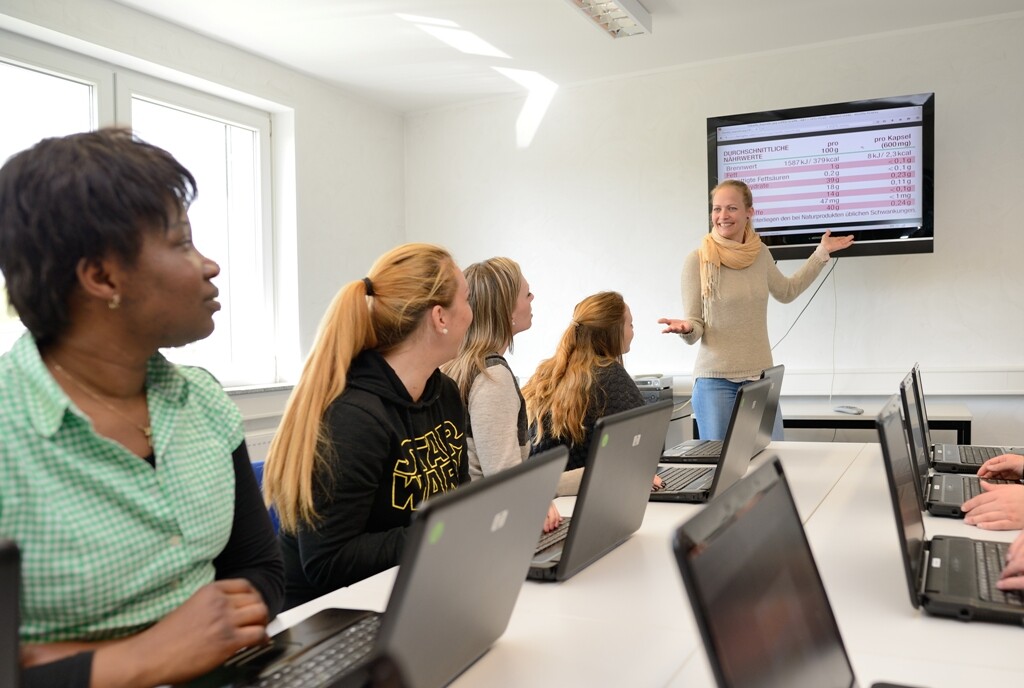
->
xmin=698 ymin=225 xmax=762 ymax=325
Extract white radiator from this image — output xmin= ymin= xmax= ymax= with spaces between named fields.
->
xmin=246 ymin=430 xmax=276 ymax=462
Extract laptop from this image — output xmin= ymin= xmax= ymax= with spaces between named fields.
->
xmin=651 ymin=378 xmax=771 ymax=504
xmin=184 ymin=446 xmax=568 ymax=688
xmin=910 ymin=363 xmax=1022 ymax=473
xmin=898 ymin=372 xmax=1011 ymax=517
xmin=1 ymin=540 xmax=19 ymax=688
xmin=876 ymin=396 xmax=1024 ymax=624
xmin=661 ymin=365 xmax=783 ymax=463
xmin=672 ymin=458 xmax=917 ymax=688
xmin=528 ymin=399 xmax=673 ymax=582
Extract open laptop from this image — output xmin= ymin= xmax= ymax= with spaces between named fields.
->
xmin=185 ymin=446 xmax=568 ymax=688
xmin=651 ymin=378 xmax=771 ymax=504
xmin=910 ymin=363 xmax=1022 ymax=473
xmin=672 ymin=458 xmax=917 ymax=688
xmin=898 ymin=372 xmax=1011 ymax=517
xmin=1 ymin=540 xmax=19 ymax=688
xmin=528 ymin=399 xmax=672 ymax=582
xmin=661 ymin=365 xmax=783 ymax=463
xmin=876 ymin=396 xmax=1024 ymax=624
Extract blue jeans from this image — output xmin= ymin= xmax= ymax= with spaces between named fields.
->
xmin=692 ymin=377 xmax=784 ymax=441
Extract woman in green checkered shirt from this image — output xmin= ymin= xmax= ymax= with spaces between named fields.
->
xmin=0 ymin=129 xmax=284 ymax=688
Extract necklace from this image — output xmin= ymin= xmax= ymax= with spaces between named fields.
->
xmin=51 ymin=361 xmax=153 ymax=448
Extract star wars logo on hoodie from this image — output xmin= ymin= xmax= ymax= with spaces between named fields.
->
xmin=392 ymin=420 xmax=464 ymax=509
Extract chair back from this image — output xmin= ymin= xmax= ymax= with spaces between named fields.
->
xmin=250 ymin=460 xmax=281 ymax=534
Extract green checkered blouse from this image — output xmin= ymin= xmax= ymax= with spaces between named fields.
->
xmin=0 ymin=333 xmax=244 ymax=643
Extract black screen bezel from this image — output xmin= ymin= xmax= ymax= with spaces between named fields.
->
xmin=706 ymin=93 xmax=935 ymax=261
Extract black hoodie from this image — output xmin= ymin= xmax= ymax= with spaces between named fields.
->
xmin=280 ymin=349 xmax=468 ymax=608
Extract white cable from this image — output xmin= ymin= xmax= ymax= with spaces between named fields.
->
xmin=829 ymin=260 xmax=839 ymax=407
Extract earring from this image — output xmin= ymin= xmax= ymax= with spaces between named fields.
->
xmin=511 ymin=318 xmax=516 ymax=327
xmin=442 ymin=328 xmax=449 ymax=335
xmin=108 ymin=294 xmax=121 ymax=310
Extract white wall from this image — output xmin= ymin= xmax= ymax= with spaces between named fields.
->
xmin=405 ymin=14 xmax=1024 ymax=411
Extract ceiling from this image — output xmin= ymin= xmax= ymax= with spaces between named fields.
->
xmin=111 ymin=0 xmax=1021 ymax=113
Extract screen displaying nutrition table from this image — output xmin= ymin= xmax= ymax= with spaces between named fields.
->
xmin=717 ymin=106 xmax=923 ymax=235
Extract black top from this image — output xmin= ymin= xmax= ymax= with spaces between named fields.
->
xmin=280 ymin=350 xmax=468 ymax=609
xmin=530 ymin=362 xmax=645 ymax=471
xmin=23 ymin=441 xmax=284 ymax=688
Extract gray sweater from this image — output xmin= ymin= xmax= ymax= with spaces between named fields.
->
xmin=468 ymin=355 xmax=583 ymax=495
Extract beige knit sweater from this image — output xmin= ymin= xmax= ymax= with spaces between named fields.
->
xmin=678 ymin=244 xmax=828 ymax=379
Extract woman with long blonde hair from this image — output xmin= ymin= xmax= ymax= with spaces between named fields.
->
xmin=658 ymin=179 xmax=853 ymax=440
xmin=443 ymin=257 xmax=562 ymax=529
xmin=264 ymin=243 xmax=472 ymax=609
xmin=523 ymin=291 xmax=660 ymax=494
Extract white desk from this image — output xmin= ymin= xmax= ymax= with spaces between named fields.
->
xmin=274 ymin=441 xmax=1019 ymax=688
xmin=780 ymin=400 xmax=973 ymax=444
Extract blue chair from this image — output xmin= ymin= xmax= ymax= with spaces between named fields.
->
xmin=250 ymin=460 xmax=280 ymax=534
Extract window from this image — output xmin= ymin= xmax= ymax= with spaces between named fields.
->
xmin=0 ymin=31 xmax=278 ymax=385
xmin=0 ymin=49 xmax=102 ymax=354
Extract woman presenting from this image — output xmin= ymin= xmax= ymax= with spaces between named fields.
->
xmin=659 ymin=179 xmax=853 ymax=441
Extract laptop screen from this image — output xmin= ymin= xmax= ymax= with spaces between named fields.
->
xmin=560 ymin=399 xmax=673 ymax=576
xmin=754 ymin=365 xmax=784 ymax=451
xmin=0 ymin=540 xmax=19 ymax=688
xmin=910 ymin=363 xmax=933 ymax=447
xmin=875 ymin=396 xmax=927 ymax=610
xmin=898 ymin=371 xmax=931 ymax=483
xmin=675 ymin=460 xmax=856 ymax=688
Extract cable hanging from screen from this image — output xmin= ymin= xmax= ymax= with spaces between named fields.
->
xmin=770 ymin=258 xmax=837 ymax=352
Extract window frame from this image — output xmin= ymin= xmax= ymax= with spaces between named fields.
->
xmin=0 ymin=29 xmax=281 ymax=386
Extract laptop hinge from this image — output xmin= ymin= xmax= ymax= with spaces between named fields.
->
xmin=917 ymin=541 xmax=931 ymax=601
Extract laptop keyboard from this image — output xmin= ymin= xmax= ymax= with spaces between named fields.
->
xmin=657 ymin=466 xmax=713 ymax=492
xmin=975 ymin=541 xmax=1024 ymax=607
xmin=964 ymin=477 xmax=1013 ymax=500
xmin=959 ymin=446 xmax=1003 ymax=465
xmin=252 ymin=615 xmax=381 ymax=687
xmin=535 ymin=517 xmax=572 ymax=554
xmin=663 ymin=440 xmax=723 ymax=458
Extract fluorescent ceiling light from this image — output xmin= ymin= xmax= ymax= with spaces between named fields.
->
xmin=566 ymin=0 xmax=652 ymax=38
xmin=416 ymin=25 xmax=511 ymax=58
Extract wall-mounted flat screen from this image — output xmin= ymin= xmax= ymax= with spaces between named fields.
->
xmin=707 ymin=93 xmax=934 ymax=260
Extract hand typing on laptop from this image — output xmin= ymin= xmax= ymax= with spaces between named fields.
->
xmin=976 ymin=453 xmax=1024 ymax=481
xmin=962 ymin=454 xmax=1024 ymax=530
xmin=22 ymin=579 xmax=270 ymax=687
xmin=543 ymin=502 xmax=563 ymax=532
xmin=997 ymin=530 xmax=1024 ymax=592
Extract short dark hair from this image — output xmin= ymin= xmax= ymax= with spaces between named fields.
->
xmin=0 ymin=128 xmax=197 ymax=344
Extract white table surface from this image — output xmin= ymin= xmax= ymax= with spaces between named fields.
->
xmin=272 ymin=441 xmax=1019 ymax=688
xmin=780 ymin=400 xmax=971 ymax=422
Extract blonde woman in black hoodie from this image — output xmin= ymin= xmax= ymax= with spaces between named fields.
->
xmin=264 ymin=243 xmax=472 ymax=609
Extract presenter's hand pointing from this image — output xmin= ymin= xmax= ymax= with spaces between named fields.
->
xmin=820 ymin=229 xmax=855 ymax=255
xmin=658 ymin=318 xmax=692 ymax=335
